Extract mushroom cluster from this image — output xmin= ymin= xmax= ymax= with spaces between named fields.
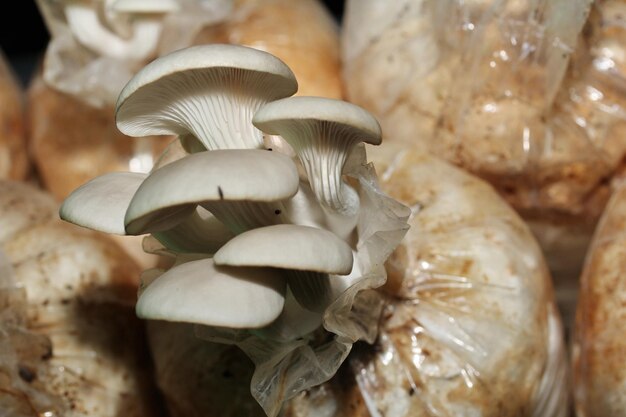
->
xmin=60 ymin=44 xmax=409 ymax=416
xmin=37 ymin=0 xmax=232 ymax=106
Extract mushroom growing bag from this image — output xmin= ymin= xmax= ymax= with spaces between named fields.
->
xmin=342 ymin=0 xmax=626 ymax=292
xmin=573 ymin=180 xmax=626 ymax=417
xmin=0 ymin=50 xmax=28 ymax=181
xmin=0 ymin=181 xmax=158 ymax=417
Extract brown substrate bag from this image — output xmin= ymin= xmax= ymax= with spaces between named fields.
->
xmin=0 ymin=180 xmax=161 ymax=417
xmin=573 ymin=181 xmax=626 ymax=417
xmin=0 ymin=51 xmax=28 ymax=180
xmin=194 ymin=0 xmax=343 ymax=99
xmin=27 ymin=74 xmax=172 ymax=202
xmin=341 ymin=0 xmax=626 ymax=296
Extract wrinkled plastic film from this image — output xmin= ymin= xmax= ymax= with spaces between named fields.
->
xmin=342 ymin=0 xmax=626 ymax=288
xmin=195 ymin=145 xmax=410 ymax=417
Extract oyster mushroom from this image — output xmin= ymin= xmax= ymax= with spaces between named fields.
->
xmin=60 ymin=171 xmax=147 ymax=235
xmin=64 ymin=0 xmax=178 ymax=62
xmin=214 ymin=224 xmax=353 ymax=312
xmin=124 ymin=149 xmax=299 ymax=235
xmin=115 ymin=44 xmax=299 ymax=150
xmin=136 ymin=258 xmax=286 ymax=328
xmin=253 ymin=96 xmax=382 ymax=240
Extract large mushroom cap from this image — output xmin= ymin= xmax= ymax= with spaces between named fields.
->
xmin=252 ymin=96 xmax=382 ymax=145
xmin=136 ymin=258 xmax=286 ymax=328
xmin=116 ymin=44 xmax=298 ymax=150
xmin=124 ymin=149 xmax=299 ymax=234
xmin=214 ymin=224 xmax=353 ymax=274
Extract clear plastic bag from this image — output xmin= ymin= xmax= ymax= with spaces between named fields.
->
xmin=0 ymin=50 xmax=28 ymax=181
xmin=573 ymin=181 xmax=626 ymax=417
xmin=342 ymin=0 xmax=626 ymax=288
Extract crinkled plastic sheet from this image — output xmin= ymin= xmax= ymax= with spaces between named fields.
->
xmin=191 ymin=145 xmax=410 ymax=417
xmin=36 ymin=0 xmax=233 ymax=108
xmin=573 ymin=181 xmax=626 ymax=417
xmin=342 ymin=0 xmax=626 ymax=288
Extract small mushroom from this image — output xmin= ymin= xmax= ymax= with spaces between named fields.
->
xmin=60 ymin=171 xmax=147 ymax=235
xmin=116 ymin=44 xmax=298 ymax=151
xmin=253 ymin=97 xmax=381 ymax=241
xmin=124 ymin=149 xmax=299 ymax=235
xmin=64 ymin=0 xmax=175 ymax=61
xmin=214 ymin=224 xmax=353 ymax=312
xmin=136 ymin=258 xmax=286 ymax=328
xmin=252 ymin=96 xmax=382 ymax=213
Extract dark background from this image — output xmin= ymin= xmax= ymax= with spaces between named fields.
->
xmin=0 ymin=1 xmax=345 ymax=86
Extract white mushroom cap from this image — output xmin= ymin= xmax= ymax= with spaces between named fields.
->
xmin=252 ymin=97 xmax=381 ymax=214
xmin=110 ymin=0 xmax=179 ymax=13
xmin=124 ymin=149 xmax=299 ymax=234
xmin=136 ymin=258 xmax=286 ymax=328
xmin=215 ymin=224 xmax=354 ymax=313
xmin=116 ymin=44 xmax=298 ymax=150
xmin=60 ymin=171 xmax=147 ymax=235
xmin=64 ymin=1 xmax=164 ymax=61
xmin=214 ymin=224 xmax=353 ymax=274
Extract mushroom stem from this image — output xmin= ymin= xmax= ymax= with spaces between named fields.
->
xmin=321 ymin=182 xmax=360 ymax=245
xmin=289 ymin=249 xmax=362 ymax=314
xmin=282 ymin=181 xmax=326 ymax=228
xmin=152 ymin=207 xmax=234 ymax=254
xmin=255 ymin=287 xmax=323 ymax=342
xmin=288 ymin=270 xmax=334 ymax=313
xmin=202 ymin=201 xmax=287 ymax=235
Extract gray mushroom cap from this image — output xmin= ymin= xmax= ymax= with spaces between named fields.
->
xmin=116 ymin=44 xmax=298 ymax=150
